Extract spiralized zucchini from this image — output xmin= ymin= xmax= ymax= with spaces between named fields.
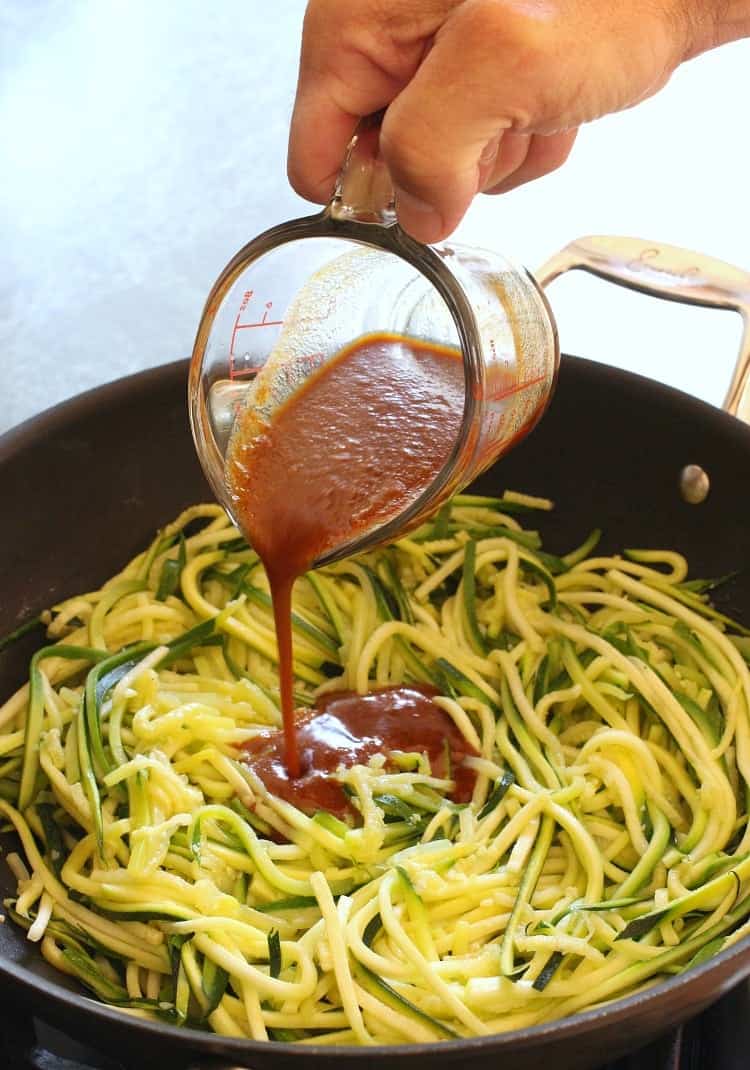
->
xmin=2 ymin=493 xmax=750 ymax=1044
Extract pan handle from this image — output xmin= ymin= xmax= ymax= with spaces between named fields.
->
xmin=536 ymin=235 xmax=750 ymax=423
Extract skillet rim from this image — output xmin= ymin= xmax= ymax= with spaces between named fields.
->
xmin=2 ymin=353 xmax=750 ymax=1061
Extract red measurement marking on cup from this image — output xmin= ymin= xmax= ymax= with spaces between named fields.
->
xmin=473 ymin=371 xmax=548 ymax=403
xmin=230 ymin=363 xmax=264 ymax=380
xmin=228 ymin=292 xmax=284 ymax=380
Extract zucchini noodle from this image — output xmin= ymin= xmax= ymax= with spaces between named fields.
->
xmin=2 ymin=493 xmax=750 ymax=1043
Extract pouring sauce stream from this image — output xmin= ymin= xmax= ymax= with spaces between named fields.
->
xmin=227 ymin=331 xmax=465 ymax=785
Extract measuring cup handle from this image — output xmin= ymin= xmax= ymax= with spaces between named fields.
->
xmin=327 ymin=112 xmax=398 ymax=227
xmin=536 ymin=235 xmax=750 ymax=423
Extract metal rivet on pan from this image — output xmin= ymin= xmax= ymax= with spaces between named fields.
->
xmin=679 ymin=464 xmax=710 ymax=504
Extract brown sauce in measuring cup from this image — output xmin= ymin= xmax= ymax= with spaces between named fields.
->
xmin=227 ymin=331 xmax=467 ymax=797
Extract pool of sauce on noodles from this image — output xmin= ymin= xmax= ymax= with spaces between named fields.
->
xmin=227 ymin=332 xmax=466 ymax=785
xmin=241 ymin=685 xmax=478 ymax=818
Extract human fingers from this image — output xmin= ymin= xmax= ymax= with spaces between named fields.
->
xmin=378 ymin=0 xmax=690 ymax=240
xmin=482 ymin=130 xmax=579 ymax=195
xmin=287 ymin=0 xmax=454 ymax=204
xmin=290 ymin=0 xmax=702 ymax=241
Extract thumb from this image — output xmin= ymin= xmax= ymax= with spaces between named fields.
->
xmin=378 ymin=0 xmax=585 ymax=241
xmin=377 ymin=3 xmax=524 ymax=241
xmin=381 ymin=91 xmax=505 ymax=243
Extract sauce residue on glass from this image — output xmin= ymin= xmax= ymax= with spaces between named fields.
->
xmin=241 ymin=686 xmax=478 ymax=818
xmin=226 ymin=332 xmax=465 ymax=778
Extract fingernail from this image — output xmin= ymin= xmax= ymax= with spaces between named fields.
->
xmin=393 ymin=185 xmax=444 ymax=244
xmin=479 ymin=136 xmax=501 ymax=167
xmin=477 ymin=134 xmax=503 ymax=188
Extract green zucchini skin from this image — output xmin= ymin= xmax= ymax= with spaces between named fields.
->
xmin=2 ymin=493 xmax=749 ymax=1044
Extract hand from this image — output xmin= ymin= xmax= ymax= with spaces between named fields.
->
xmin=288 ymin=0 xmax=750 ymax=242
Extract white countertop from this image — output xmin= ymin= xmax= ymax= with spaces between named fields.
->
xmin=2 ymin=0 xmax=749 ymax=436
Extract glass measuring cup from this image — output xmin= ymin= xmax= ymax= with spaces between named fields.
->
xmin=189 ymin=115 xmax=559 ymax=566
